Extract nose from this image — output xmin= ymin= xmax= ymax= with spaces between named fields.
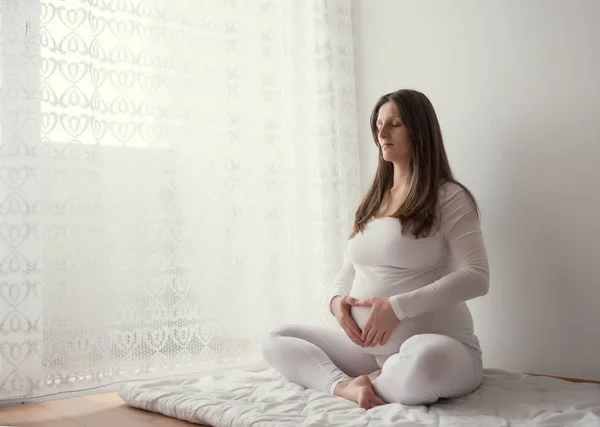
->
xmin=378 ymin=125 xmax=389 ymax=141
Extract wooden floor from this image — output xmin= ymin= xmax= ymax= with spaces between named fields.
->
xmin=0 ymin=392 xmax=208 ymax=427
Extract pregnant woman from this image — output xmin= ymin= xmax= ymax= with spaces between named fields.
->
xmin=261 ymin=89 xmax=490 ymax=409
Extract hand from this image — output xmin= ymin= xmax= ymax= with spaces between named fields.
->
xmin=330 ymin=296 xmax=364 ymax=346
xmin=357 ymin=297 xmax=400 ymax=347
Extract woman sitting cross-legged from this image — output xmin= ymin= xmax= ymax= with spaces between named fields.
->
xmin=261 ymin=89 xmax=490 ymax=409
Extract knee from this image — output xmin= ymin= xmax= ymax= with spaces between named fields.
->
xmin=408 ymin=344 xmax=451 ymax=386
xmin=377 ymin=341 xmax=452 ymax=405
xmin=259 ymin=324 xmax=289 ymax=365
xmin=378 ymin=370 xmax=442 ymax=406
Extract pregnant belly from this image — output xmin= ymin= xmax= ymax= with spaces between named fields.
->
xmin=350 ymin=305 xmax=371 ymax=330
xmin=348 ymin=302 xmax=475 ymax=356
xmin=349 ymin=304 xmax=411 ymax=355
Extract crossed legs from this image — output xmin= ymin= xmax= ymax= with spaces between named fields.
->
xmin=261 ymin=324 xmax=482 ymax=407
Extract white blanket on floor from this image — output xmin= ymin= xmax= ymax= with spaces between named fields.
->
xmin=119 ymin=369 xmax=600 ymax=426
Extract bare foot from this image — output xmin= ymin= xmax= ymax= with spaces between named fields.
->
xmin=334 ymin=375 xmax=385 ymax=409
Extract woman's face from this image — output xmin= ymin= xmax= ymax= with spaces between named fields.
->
xmin=375 ymin=101 xmax=411 ymax=164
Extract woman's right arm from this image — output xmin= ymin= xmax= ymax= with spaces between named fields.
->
xmin=329 ymin=261 xmax=355 ymax=314
xmin=329 ymin=261 xmax=364 ymax=345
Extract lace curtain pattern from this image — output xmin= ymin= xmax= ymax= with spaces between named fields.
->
xmin=0 ymin=0 xmax=360 ymax=400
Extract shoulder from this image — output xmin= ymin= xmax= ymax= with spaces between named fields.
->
xmin=439 ymin=180 xmax=470 ymax=200
xmin=437 ymin=181 xmax=479 ymax=226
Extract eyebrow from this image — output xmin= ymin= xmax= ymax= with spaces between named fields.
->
xmin=376 ymin=117 xmax=402 ymax=125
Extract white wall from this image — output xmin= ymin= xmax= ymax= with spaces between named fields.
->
xmin=351 ymin=0 xmax=600 ymax=379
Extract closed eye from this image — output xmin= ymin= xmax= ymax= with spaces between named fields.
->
xmin=376 ymin=120 xmax=402 ymax=130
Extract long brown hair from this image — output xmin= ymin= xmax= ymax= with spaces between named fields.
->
xmin=350 ymin=89 xmax=478 ymax=239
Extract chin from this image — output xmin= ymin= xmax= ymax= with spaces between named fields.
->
xmin=382 ymin=151 xmax=409 ymax=164
xmin=382 ymin=153 xmax=396 ymax=163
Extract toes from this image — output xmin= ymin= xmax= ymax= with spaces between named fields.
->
xmin=361 ymin=388 xmax=385 ymax=410
xmin=373 ymin=395 xmax=385 ymax=406
xmin=357 ymin=388 xmax=371 ymax=409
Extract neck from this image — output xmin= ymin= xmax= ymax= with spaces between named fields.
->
xmin=391 ymin=160 xmax=411 ymax=191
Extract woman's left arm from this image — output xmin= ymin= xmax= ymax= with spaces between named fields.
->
xmin=388 ymin=186 xmax=490 ymax=321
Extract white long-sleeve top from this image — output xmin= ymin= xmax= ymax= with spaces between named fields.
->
xmin=331 ymin=182 xmax=490 ymax=354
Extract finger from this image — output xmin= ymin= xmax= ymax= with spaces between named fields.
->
xmin=364 ymin=327 xmax=378 ymax=347
xmin=343 ymin=326 xmax=363 ymax=345
xmin=342 ymin=296 xmax=361 ymax=306
xmin=344 ymin=316 xmax=363 ymax=338
xmin=356 ymin=297 xmax=373 ymax=306
xmin=361 ymin=314 xmax=374 ymax=341
xmin=343 ymin=323 xmax=362 ymax=341
xmin=361 ymin=322 xmax=370 ymax=342
xmin=341 ymin=316 xmax=362 ymax=341
xmin=371 ymin=331 xmax=384 ymax=347
xmin=343 ymin=320 xmax=364 ymax=344
xmin=374 ymin=395 xmax=385 ymax=406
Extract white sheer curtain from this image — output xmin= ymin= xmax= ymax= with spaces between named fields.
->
xmin=0 ymin=0 xmax=360 ymax=400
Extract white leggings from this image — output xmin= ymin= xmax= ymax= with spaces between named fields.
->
xmin=261 ymin=324 xmax=483 ymax=406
